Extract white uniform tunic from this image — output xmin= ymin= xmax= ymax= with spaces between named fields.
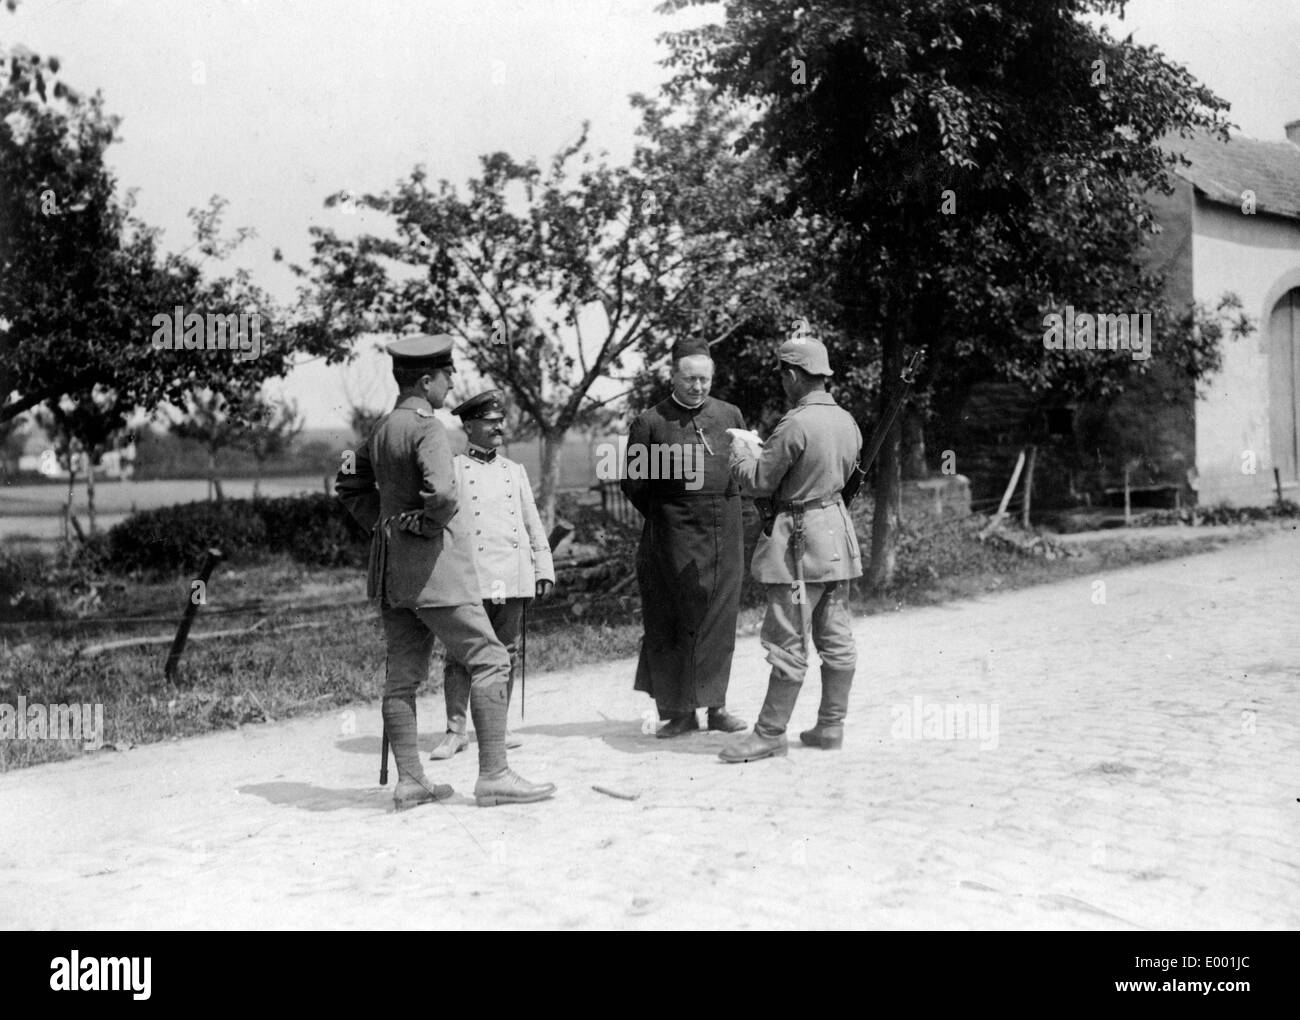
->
xmin=454 ymin=450 xmax=555 ymax=599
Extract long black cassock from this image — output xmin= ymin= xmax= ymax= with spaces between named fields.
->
xmin=621 ymin=395 xmax=747 ymax=716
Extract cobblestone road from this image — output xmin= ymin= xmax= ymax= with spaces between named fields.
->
xmin=1 ymin=525 xmax=1296 ymax=929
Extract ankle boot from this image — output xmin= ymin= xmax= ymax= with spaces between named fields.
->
xmin=382 ymin=695 xmax=454 ymax=809
xmin=719 ymin=675 xmax=801 ymax=764
xmin=428 ymin=729 xmax=468 ymax=760
xmin=470 ymin=682 xmax=555 ymax=806
xmin=800 ymin=665 xmax=854 ymax=749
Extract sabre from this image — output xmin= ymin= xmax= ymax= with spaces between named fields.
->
xmin=519 ymin=600 xmax=527 ymax=720
xmin=379 ymin=649 xmax=387 ymax=784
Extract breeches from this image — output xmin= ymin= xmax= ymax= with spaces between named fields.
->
xmin=760 ymin=580 xmax=857 ymax=684
xmin=444 ymin=597 xmax=525 ymax=687
xmin=381 ymin=601 xmax=510 ymax=699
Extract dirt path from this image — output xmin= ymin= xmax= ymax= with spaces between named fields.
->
xmin=1 ymin=525 xmax=1297 ymax=929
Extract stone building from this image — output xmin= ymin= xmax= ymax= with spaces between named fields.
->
xmin=946 ymin=123 xmax=1300 ymax=515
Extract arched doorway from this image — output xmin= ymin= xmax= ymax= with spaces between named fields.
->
xmin=1269 ymin=288 xmax=1300 ymax=483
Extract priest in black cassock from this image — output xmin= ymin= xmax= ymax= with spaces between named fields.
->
xmin=621 ymin=339 xmax=749 ymax=738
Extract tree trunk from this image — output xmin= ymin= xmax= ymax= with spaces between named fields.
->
xmin=537 ymin=430 xmax=566 ymax=531
xmin=207 ymin=447 xmax=223 ymax=503
xmin=64 ymin=455 xmax=76 ymax=547
xmin=253 ymin=455 xmax=263 ymax=500
xmin=85 ymin=452 xmax=96 ymax=534
xmin=902 ymin=406 xmax=927 ymax=480
xmin=867 ymin=332 xmax=903 ymax=593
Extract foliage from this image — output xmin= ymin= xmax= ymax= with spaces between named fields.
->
xmin=658 ymin=0 xmax=1238 ymax=586
xmin=251 ymin=493 xmax=370 ymax=569
xmin=98 ymin=494 xmax=369 ymax=576
xmin=1 ymin=4 xmax=330 ymax=428
xmin=290 ymin=91 xmax=822 ymax=523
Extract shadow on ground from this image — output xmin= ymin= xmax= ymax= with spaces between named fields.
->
xmin=237 ymin=781 xmax=387 ymax=812
xmin=334 ymin=718 xmax=731 ymax=757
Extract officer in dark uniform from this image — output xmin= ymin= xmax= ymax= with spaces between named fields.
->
xmin=719 ymin=337 xmax=863 ymax=763
xmin=336 ymin=334 xmax=556 ymax=807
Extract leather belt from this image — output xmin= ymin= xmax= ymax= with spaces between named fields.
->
xmin=775 ymin=493 xmax=842 ymax=513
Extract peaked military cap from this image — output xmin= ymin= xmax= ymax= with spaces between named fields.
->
xmin=452 ymin=389 xmax=506 ymax=421
xmin=778 ymin=337 xmax=834 ymax=377
xmin=386 ymin=333 xmax=455 ymax=370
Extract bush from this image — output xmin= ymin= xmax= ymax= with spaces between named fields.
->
xmin=98 ymin=491 xmax=374 ymax=571
xmin=102 ymin=500 xmax=269 ymax=575
xmin=0 ymin=548 xmax=64 ymax=620
xmin=98 ymin=494 xmax=373 ymax=575
xmin=253 ymin=493 xmax=370 ymax=568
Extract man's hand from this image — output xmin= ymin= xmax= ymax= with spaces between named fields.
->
xmin=727 ymin=427 xmax=763 ymax=460
xmin=535 ymin=579 xmax=554 ymax=599
xmin=395 ymin=510 xmax=425 ymax=535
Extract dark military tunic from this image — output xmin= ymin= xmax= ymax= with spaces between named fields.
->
xmin=621 ymin=395 xmax=747 ymax=715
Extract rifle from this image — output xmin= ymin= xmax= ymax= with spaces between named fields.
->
xmin=841 ymin=350 xmax=924 ymax=505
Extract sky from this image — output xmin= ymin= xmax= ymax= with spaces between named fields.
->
xmin=7 ymin=0 xmax=1300 ymax=429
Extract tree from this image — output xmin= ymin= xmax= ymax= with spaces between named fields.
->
xmin=243 ymin=394 xmax=303 ymax=498
xmin=1 ymin=7 xmax=330 ymax=429
xmin=168 ymin=388 xmax=253 ymax=503
xmin=661 ymin=0 xmax=1236 ymax=587
xmin=36 ymin=387 xmax=129 ymax=535
xmin=292 ymin=92 xmax=821 ymax=525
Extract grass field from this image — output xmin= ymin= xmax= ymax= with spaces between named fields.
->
xmin=0 ymin=475 xmax=332 ymax=543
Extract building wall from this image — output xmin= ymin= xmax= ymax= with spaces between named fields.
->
xmin=1191 ymin=198 xmax=1300 ymax=504
xmin=1101 ymin=179 xmax=1198 ymax=499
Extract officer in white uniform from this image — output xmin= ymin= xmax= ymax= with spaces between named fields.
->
xmin=430 ymin=389 xmax=556 ymax=760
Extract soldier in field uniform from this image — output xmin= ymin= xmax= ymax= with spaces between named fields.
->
xmin=335 ymin=334 xmax=556 ymax=808
xmin=429 ymin=389 xmax=555 ymax=761
xmin=621 ymin=338 xmax=749 ymax=738
xmin=720 ymin=337 xmax=863 ymax=763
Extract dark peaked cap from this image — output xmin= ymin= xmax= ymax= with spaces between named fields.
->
xmin=671 ymin=338 xmax=712 ymax=363
xmin=386 ymin=333 xmax=455 ymax=370
xmin=452 ymin=389 xmax=506 ymax=421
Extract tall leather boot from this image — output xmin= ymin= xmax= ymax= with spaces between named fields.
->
xmin=719 ymin=675 xmax=801 ymax=764
xmin=470 ymin=682 xmax=555 ymax=807
xmin=430 ymin=663 xmax=470 ymax=760
xmin=504 ymin=669 xmax=522 ymax=750
xmin=800 ymin=665 xmax=854 ymax=749
xmin=383 ymin=694 xmax=454 ymax=810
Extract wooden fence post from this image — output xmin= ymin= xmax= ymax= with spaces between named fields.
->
xmin=164 ymin=547 xmax=224 ymax=685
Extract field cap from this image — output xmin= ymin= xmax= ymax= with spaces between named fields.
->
xmin=778 ymin=337 xmax=833 ymax=376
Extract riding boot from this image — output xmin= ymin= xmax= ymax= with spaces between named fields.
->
xmin=800 ymin=665 xmax=854 ymax=749
xmin=382 ymin=694 xmax=453 ymax=809
xmin=504 ymin=670 xmax=522 ymax=749
xmin=470 ymin=682 xmax=555 ymax=806
xmin=719 ymin=674 xmax=801 ymax=763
